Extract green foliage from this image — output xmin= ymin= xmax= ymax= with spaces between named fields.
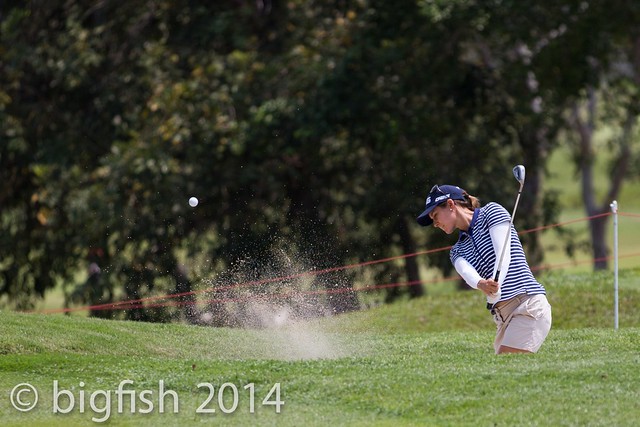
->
xmin=1 ymin=1 xmax=638 ymax=313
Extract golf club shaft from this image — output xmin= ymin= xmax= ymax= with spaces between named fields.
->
xmin=493 ymin=183 xmax=524 ymax=282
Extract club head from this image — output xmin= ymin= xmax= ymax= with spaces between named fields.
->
xmin=513 ymin=165 xmax=526 ymax=185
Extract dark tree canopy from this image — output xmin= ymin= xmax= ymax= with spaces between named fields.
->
xmin=1 ymin=0 xmax=638 ymax=316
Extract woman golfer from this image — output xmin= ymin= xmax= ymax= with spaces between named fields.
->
xmin=417 ymin=184 xmax=552 ymax=354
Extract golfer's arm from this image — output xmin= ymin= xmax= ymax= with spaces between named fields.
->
xmin=490 ymin=221 xmax=511 ymax=283
xmin=454 ymin=258 xmax=482 ymax=289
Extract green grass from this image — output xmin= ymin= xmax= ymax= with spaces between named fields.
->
xmin=2 ymin=269 xmax=639 ymax=426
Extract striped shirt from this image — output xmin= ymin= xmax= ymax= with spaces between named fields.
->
xmin=450 ymin=202 xmax=546 ymax=302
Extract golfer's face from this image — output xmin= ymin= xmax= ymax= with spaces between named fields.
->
xmin=430 ymin=204 xmax=455 ymax=234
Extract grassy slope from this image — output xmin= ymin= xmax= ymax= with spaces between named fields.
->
xmin=2 ymin=270 xmax=640 ymax=426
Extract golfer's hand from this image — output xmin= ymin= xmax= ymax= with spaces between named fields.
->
xmin=478 ymin=279 xmax=500 ymax=296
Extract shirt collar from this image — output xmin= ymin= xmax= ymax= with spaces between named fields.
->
xmin=458 ymin=208 xmax=480 ymax=242
xmin=468 ymin=208 xmax=480 ymax=232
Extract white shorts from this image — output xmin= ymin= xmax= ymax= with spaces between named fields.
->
xmin=492 ymin=294 xmax=552 ymax=354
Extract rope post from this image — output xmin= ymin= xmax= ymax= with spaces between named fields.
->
xmin=610 ymin=200 xmax=619 ymax=330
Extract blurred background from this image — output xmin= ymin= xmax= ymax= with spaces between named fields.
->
xmin=1 ymin=0 xmax=638 ymax=322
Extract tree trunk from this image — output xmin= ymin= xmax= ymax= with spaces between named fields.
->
xmin=518 ymin=154 xmax=545 ymax=267
xmin=285 ymin=168 xmax=361 ymax=314
xmin=590 ymin=215 xmax=609 ymax=270
xmin=517 ymin=126 xmax=549 ymax=269
xmin=173 ymin=264 xmax=198 ymax=324
xmin=573 ymin=90 xmax=609 ymax=270
xmin=397 ymin=216 xmax=424 ymax=298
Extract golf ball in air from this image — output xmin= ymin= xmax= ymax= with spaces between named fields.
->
xmin=189 ymin=197 xmax=199 ymax=207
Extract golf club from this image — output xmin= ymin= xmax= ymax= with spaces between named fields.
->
xmin=493 ymin=164 xmax=526 ymax=282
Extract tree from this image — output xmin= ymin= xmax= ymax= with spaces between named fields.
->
xmin=2 ymin=0 xmax=639 ymax=316
xmin=567 ymin=83 xmax=639 ymax=269
xmin=564 ymin=21 xmax=640 ymax=269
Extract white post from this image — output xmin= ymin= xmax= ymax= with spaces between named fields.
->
xmin=609 ymin=200 xmax=619 ymax=330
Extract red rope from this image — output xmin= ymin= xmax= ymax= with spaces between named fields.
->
xmin=65 ymin=251 xmax=640 ymax=314
xmin=36 ymin=245 xmax=454 ymax=315
xmin=35 ymin=211 xmax=639 ymax=315
xmin=619 ymin=212 xmax=640 ymax=219
xmin=518 ymin=212 xmax=611 ymax=235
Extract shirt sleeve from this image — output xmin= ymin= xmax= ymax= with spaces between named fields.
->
xmin=484 ymin=202 xmax=511 ymax=228
xmin=453 ymin=257 xmax=482 ymax=289
xmin=489 ymin=221 xmax=511 ymax=283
